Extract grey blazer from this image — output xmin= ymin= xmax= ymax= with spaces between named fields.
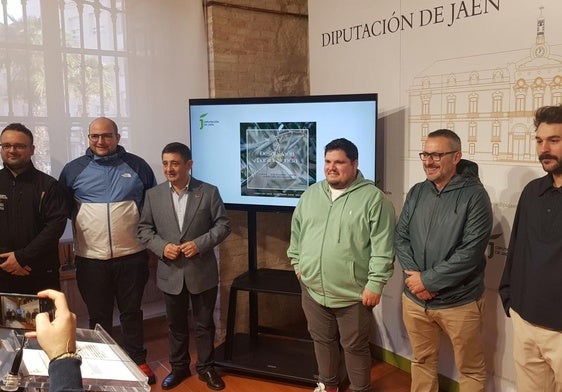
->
xmin=137 ymin=177 xmax=231 ymax=295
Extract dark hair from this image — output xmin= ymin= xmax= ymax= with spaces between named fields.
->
xmin=1 ymin=123 xmax=34 ymax=144
xmin=534 ymin=105 xmax=562 ymax=129
xmin=324 ymin=138 xmax=358 ymax=161
xmin=162 ymin=142 xmax=192 ymax=161
xmin=89 ymin=117 xmax=119 ymax=134
xmin=427 ymin=129 xmax=461 ymax=151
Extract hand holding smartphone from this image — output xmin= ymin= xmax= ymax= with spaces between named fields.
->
xmin=0 ymin=293 xmax=54 ymax=331
xmin=25 ymin=289 xmax=78 ymax=361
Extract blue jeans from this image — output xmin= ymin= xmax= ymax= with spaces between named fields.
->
xmin=75 ymin=250 xmax=149 ymax=364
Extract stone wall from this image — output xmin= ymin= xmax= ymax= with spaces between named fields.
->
xmin=206 ymin=0 xmax=308 ymax=97
xmin=204 ymin=0 xmax=309 ymax=339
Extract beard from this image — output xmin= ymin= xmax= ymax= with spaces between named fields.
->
xmin=539 ymin=153 xmax=562 ymax=175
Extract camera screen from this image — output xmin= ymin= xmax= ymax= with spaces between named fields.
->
xmin=0 ymin=294 xmax=44 ymax=330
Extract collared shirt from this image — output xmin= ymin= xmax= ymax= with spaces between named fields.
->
xmin=500 ymin=173 xmax=562 ymax=330
xmin=538 ymin=182 xmax=562 ymax=231
xmin=170 ymin=180 xmax=190 ymax=232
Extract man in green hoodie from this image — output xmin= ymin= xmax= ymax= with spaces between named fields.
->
xmin=395 ymin=129 xmax=493 ymax=392
xmin=287 ymin=138 xmax=395 ymax=392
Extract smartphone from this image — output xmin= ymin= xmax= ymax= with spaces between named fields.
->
xmin=0 ymin=293 xmax=55 ymax=330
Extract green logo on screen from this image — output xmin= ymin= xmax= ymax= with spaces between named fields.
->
xmin=199 ymin=113 xmax=208 ymax=130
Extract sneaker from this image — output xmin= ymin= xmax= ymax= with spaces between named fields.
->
xmin=314 ymin=383 xmax=326 ymax=392
xmin=139 ymin=363 xmax=156 ymax=385
xmin=313 ymin=382 xmax=338 ymax=392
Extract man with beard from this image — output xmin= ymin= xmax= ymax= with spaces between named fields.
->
xmin=499 ymin=105 xmax=562 ymax=392
xmin=0 ymin=123 xmax=67 ymax=293
xmin=59 ymin=117 xmax=157 ymax=384
xmin=395 ymin=129 xmax=492 ymax=392
xmin=287 ymin=138 xmax=395 ymax=392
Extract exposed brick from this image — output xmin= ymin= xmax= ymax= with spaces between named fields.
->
xmin=206 ymin=0 xmax=309 ymax=335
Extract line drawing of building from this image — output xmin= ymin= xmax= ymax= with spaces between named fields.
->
xmin=408 ymin=6 xmax=562 ymax=164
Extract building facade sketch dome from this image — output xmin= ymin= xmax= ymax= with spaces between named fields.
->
xmin=408 ymin=5 xmax=562 ymax=165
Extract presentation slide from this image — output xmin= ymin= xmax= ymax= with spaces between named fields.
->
xmin=189 ymin=97 xmax=377 ymax=209
xmin=241 ymin=122 xmax=316 ymax=199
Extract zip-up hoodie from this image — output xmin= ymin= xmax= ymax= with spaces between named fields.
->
xmin=287 ymin=171 xmax=395 ymax=308
xmin=59 ymin=145 xmax=156 ymax=260
xmin=394 ymin=159 xmax=493 ymax=309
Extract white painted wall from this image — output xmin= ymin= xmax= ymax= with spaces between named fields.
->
xmin=309 ymin=1 xmax=562 ymax=390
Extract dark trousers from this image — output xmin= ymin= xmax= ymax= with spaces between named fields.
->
xmin=164 ymin=283 xmax=218 ymax=374
xmin=301 ymin=285 xmax=373 ymax=392
xmin=0 ymin=270 xmax=60 ymax=294
xmin=75 ymin=250 xmax=149 ymax=365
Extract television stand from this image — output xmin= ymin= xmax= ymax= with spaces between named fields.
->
xmin=215 ymin=264 xmax=317 ymax=384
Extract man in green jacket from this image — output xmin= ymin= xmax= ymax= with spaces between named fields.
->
xmin=287 ymin=138 xmax=395 ymax=392
xmin=395 ymin=129 xmax=493 ymax=392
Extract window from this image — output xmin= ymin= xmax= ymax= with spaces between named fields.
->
xmin=421 ymin=123 xmax=429 ymax=140
xmin=492 ymin=91 xmax=503 ymax=113
xmin=468 ymin=121 xmax=477 ymax=142
xmin=492 ymin=120 xmax=500 ymax=139
xmin=421 ymin=97 xmax=430 ymax=116
xmin=532 ymin=77 xmax=545 ymax=110
xmin=550 ymin=75 xmax=562 ymax=105
xmin=446 ymin=94 xmax=456 ymax=115
xmin=0 ymin=0 xmax=128 ymax=174
xmin=492 ymin=70 xmax=503 ymax=83
xmin=468 ymin=93 xmax=478 ymax=116
xmin=514 ymin=79 xmax=528 ymax=112
xmin=515 ymin=95 xmax=526 ymax=112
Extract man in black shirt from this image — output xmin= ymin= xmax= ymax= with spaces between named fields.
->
xmin=499 ymin=105 xmax=562 ymax=391
xmin=0 ymin=123 xmax=67 ymax=293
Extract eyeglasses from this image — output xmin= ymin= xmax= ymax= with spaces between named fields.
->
xmin=88 ymin=133 xmax=115 ymax=141
xmin=419 ymin=151 xmax=458 ymax=161
xmin=1 ymin=143 xmax=28 ymax=151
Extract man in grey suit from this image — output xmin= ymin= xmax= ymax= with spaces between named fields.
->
xmin=138 ymin=142 xmax=231 ymax=391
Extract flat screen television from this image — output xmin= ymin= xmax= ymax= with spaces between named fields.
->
xmin=188 ymin=93 xmax=379 ymax=211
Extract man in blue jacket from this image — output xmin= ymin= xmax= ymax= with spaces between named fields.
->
xmin=395 ymin=129 xmax=493 ymax=392
xmin=59 ymin=117 xmax=157 ymax=384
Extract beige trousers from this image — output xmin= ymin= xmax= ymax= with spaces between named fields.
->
xmin=402 ymin=294 xmax=486 ymax=392
xmin=511 ymin=308 xmax=562 ymax=392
